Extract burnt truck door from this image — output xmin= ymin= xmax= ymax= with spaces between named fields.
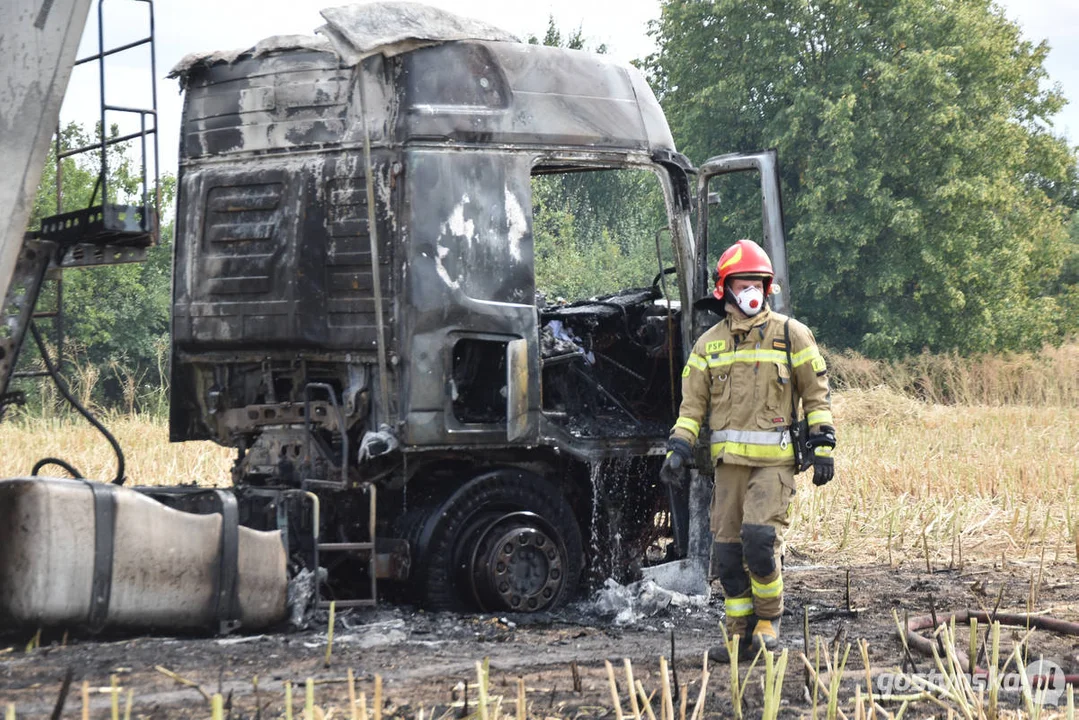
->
xmin=693 ymin=149 xmax=791 ymax=321
xmin=399 ymin=150 xmax=541 ymax=448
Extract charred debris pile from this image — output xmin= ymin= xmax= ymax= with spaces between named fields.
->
xmin=538 ymin=286 xmax=681 ymax=439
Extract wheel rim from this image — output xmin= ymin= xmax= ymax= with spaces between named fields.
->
xmin=468 ymin=511 xmax=566 ymax=612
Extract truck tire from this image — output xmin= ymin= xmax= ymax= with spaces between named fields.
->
xmin=411 ymin=467 xmax=583 ymax=612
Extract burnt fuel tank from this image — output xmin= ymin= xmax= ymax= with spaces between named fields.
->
xmin=0 ymin=478 xmax=287 ymax=632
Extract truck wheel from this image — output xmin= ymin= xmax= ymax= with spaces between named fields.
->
xmin=412 ymin=468 xmax=583 ymax=612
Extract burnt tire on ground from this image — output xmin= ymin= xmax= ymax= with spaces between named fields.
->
xmin=411 ymin=468 xmax=583 ymax=612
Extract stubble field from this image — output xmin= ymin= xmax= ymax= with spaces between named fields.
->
xmin=1 ymin=345 xmax=1077 ymax=718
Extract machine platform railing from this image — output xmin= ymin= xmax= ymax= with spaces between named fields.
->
xmin=2 ymin=0 xmax=160 ymax=406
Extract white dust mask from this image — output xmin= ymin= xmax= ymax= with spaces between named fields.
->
xmin=734 ymin=285 xmax=765 ymax=316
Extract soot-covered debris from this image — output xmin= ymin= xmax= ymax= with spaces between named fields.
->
xmin=287 ymin=567 xmax=327 ymax=629
xmin=589 ymin=578 xmax=710 ymax=627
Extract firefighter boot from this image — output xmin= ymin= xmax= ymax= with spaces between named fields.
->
xmin=708 ymin=595 xmax=755 ymax=663
xmin=751 ymin=616 xmax=781 ymax=653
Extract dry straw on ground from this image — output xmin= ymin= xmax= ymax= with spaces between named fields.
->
xmin=0 ymin=413 xmax=233 ymax=487
xmin=6 ymin=644 xmax=1076 ymax=720
xmin=797 ymin=387 xmax=1079 ymax=567
xmin=825 ymin=342 xmax=1079 ymax=407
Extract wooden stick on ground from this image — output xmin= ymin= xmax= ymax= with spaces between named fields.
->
xmin=605 ymin=660 xmax=625 ymax=720
xmin=347 ymin=669 xmax=357 ymax=720
xmin=49 ymin=666 xmax=74 ymax=720
xmin=803 ymin=606 xmax=812 ymax=693
xmin=154 ymin=666 xmax=211 ymax=702
xmin=625 ymin=660 xmax=642 ymax=720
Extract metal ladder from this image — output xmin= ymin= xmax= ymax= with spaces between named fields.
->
xmin=0 ymin=238 xmax=56 ymax=418
xmin=314 ymin=483 xmax=379 ymax=609
xmin=40 ymin=0 xmax=160 ymax=254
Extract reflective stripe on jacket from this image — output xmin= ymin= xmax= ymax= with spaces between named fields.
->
xmin=669 ymin=306 xmax=832 ymax=468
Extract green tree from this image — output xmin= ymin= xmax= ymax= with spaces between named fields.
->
xmin=532 ymin=169 xmax=666 ymax=300
xmin=644 ymin=0 xmax=1079 ymax=356
xmin=22 ymin=122 xmax=175 ymax=412
xmin=527 ymin=15 xmax=607 ymax=53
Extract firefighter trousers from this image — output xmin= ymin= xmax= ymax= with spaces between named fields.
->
xmin=709 ymin=464 xmax=795 ymax=626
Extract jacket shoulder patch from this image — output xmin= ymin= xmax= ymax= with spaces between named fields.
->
xmin=772 ymin=339 xmax=788 ymax=351
xmin=705 ymin=340 xmax=726 ymax=354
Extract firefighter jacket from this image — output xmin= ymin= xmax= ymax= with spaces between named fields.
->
xmin=670 ymin=305 xmax=833 ymax=468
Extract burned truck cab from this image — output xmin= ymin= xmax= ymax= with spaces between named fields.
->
xmin=168 ymin=7 xmax=789 ymax=612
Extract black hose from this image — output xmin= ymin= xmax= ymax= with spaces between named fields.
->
xmin=31 ymin=457 xmax=84 ymax=479
xmin=28 ymin=321 xmax=126 ymax=485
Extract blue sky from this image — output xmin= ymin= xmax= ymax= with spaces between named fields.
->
xmin=57 ymin=0 xmax=1079 ymax=180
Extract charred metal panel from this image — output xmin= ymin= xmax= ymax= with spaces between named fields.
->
xmin=172 ymin=152 xmax=395 ymax=352
xmin=399 ymin=149 xmax=539 ymax=446
xmin=398 ymin=42 xmax=671 ymax=151
xmin=173 ymin=40 xmax=676 ymax=159
xmin=629 ymin=71 xmax=675 ymax=154
xmin=180 ymin=51 xmax=350 ymax=158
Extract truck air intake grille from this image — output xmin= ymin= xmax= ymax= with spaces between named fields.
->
xmin=202 ymin=182 xmax=284 ymax=296
xmin=325 ymin=175 xmax=389 ymax=331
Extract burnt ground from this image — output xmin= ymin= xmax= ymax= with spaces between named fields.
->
xmin=2 ymin=560 xmax=1077 ymax=719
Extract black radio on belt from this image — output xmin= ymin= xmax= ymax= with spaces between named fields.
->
xmin=783 ymin=319 xmax=813 ymax=473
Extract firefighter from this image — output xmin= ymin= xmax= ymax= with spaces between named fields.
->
xmin=660 ymin=239 xmax=835 ymax=661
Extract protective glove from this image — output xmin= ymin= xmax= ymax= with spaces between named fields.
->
xmin=806 ymin=427 xmax=836 ymax=486
xmin=660 ymin=437 xmax=693 ymax=487
xmin=811 ymin=452 xmax=834 ymax=486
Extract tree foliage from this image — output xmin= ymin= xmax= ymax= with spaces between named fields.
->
xmin=527 ymin=15 xmax=607 ymax=54
xmin=533 ymin=168 xmax=668 ymax=300
xmin=644 ymin=0 xmax=1079 ymax=356
xmin=23 ymin=123 xmax=175 ymax=411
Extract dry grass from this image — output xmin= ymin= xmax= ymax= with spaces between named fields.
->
xmin=0 ymin=413 xmax=232 ymax=486
xmin=1 ymin=388 xmax=1074 ymax=568
xmin=825 ymin=342 xmax=1079 ymax=407
xmin=790 ymin=386 xmax=1079 ymax=567
xmin=794 ymin=341 xmax=1079 ymax=568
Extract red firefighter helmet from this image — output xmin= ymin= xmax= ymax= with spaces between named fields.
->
xmin=713 ymin=239 xmax=774 ymax=300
